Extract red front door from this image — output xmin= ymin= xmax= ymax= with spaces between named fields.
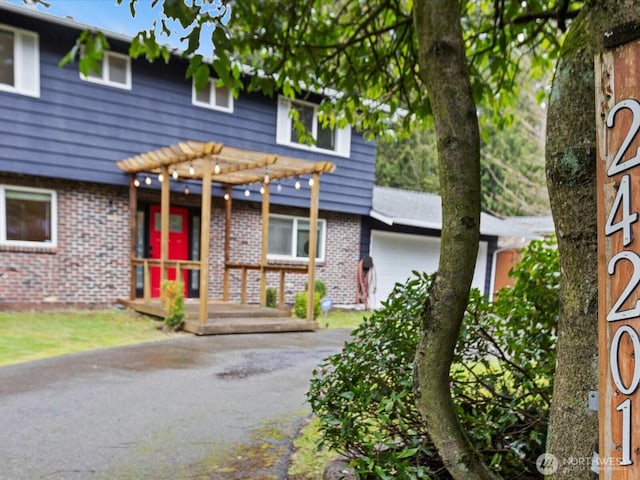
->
xmin=149 ymin=205 xmax=189 ymax=297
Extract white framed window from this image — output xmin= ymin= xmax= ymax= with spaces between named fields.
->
xmin=192 ymin=78 xmax=233 ymax=112
xmin=276 ymin=96 xmax=351 ymax=157
xmin=0 ymin=24 xmax=39 ymax=97
xmin=80 ymin=51 xmax=131 ymax=90
xmin=0 ymin=186 xmax=57 ymax=248
xmin=268 ymin=214 xmax=326 ymax=262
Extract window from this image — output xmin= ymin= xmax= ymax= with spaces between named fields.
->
xmin=80 ymin=51 xmax=131 ymax=90
xmin=0 ymin=186 xmax=56 ymax=247
xmin=0 ymin=24 xmax=39 ymax=97
xmin=192 ymin=78 xmax=233 ymax=112
xmin=268 ymin=214 xmax=326 ymax=261
xmin=276 ymin=96 xmax=351 ymax=157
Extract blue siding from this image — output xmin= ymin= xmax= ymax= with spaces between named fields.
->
xmin=0 ymin=8 xmax=376 ymax=215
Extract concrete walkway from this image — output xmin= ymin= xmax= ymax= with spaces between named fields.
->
xmin=0 ymin=329 xmax=351 ymax=479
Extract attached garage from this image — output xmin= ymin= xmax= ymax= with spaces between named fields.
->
xmin=362 ymin=186 xmax=536 ymax=309
xmin=369 ymin=230 xmax=488 ymax=308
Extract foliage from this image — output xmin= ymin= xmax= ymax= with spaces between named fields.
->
xmin=309 ymin=280 xmax=327 ymax=299
xmin=293 ymin=291 xmax=321 ymax=320
xmin=161 ymin=280 xmax=185 ymax=330
xmin=308 ymin=238 xmax=559 ymax=479
xmin=266 ymin=287 xmax=277 ymax=308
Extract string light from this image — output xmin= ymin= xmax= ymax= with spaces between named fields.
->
xmin=294 ymin=180 xmax=301 ymax=190
xmin=133 ymin=177 xmax=140 ymax=187
xmin=264 ymin=173 xmax=270 ymax=184
xmin=224 ymin=192 xmax=230 ymax=201
xmin=260 ymin=185 xmax=265 ymax=195
xmin=276 ymin=184 xmax=282 ymax=192
xmin=184 ymin=185 xmax=190 ymax=195
xmin=158 ymin=173 xmax=164 ymax=182
xmin=172 ymin=168 xmax=179 ymax=180
xmin=214 ymin=162 xmax=221 ymax=174
xmin=308 ymin=177 xmax=315 ymax=187
xmin=188 ymin=164 xmax=195 ymax=176
xmin=244 ymin=188 xmax=251 ymax=197
xmin=145 ymin=176 xmax=152 ymax=185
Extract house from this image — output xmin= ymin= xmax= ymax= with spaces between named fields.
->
xmin=0 ymin=3 xmax=536 ymax=326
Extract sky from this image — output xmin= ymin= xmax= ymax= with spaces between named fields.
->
xmin=4 ymin=0 xmax=218 ymax=55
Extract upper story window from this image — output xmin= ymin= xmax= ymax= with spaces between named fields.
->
xmin=80 ymin=51 xmax=131 ymax=90
xmin=268 ymin=214 xmax=326 ymax=262
xmin=0 ymin=24 xmax=39 ymax=97
xmin=276 ymin=96 xmax=351 ymax=158
xmin=1 ymin=186 xmax=57 ymax=248
xmin=192 ymin=78 xmax=233 ymax=112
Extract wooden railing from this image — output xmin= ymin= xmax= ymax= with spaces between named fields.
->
xmin=223 ymin=262 xmax=308 ymax=309
xmin=131 ymin=258 xmax=201 ymax=303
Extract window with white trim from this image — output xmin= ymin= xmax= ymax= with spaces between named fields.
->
xmin=0 ymin=24 xmax=39 ymax=97
xmin=192 ymin=78 xmax=233 ymax=112
xmin=80 ymin=51 xmax=131 ymax=90
xmin=276 ymin=96 xmax=351 ymax=157
xmin=268 ymin=214 xmax=326 ymax=261
xmin=0 ymin=186 xmax=57 ymax=247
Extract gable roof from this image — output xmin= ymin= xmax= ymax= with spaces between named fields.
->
xmin=370 ymin=186 xmax=541 ymax=238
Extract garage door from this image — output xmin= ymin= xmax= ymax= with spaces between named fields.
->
xmin=369 ymin=230 xmax=488 ymax=308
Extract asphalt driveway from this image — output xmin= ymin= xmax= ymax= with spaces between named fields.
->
xmin=0 ymin=329 xmax=351 ymax=480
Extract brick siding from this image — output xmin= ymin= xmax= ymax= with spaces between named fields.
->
xmin=0 ymin=175 xmax=361 ymax=308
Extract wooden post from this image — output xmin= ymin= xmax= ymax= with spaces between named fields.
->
xmin=199 ymin=157 xmax=212 ymax=324
xmin=143 ymin=260 xmax=150 ymax=304
xmin=259 ymin=183 xmax=270 ymax=307
xmin=223 ymin=184 xmax=232 ymax=301
xmin=279 ymin=270 xmax=285 ymax=310
xmin=306 ymin=173 xmax=320 ymax=321
xmin=596 ymin=34 xmax=640 ymax=478
xmin=129 ymin=175 xmax=138 ymax=300
xmin=241 ymin=267 xmax=247 ymax=304
xmin=160 ymin=165 xmax=170 ymax=287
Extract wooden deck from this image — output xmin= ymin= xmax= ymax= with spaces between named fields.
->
xmin=117 ymin=298 xmax=319 ymax=335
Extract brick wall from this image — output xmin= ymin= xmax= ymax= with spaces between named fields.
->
xmin=0 ymin=175 xmax=361 ymax=309
xmin=0 ymin=174 xmax=130 ymax=308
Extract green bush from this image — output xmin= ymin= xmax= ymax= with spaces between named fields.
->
xmin=293 ymin=291 xmax=321 ymax=320
xmin=161 ymin=279 xmax=185 ymax=331
xmin=266 ymin=287 xmax=278 ymax=308
xmin=308 ymin=238 xmax=559 ymax=479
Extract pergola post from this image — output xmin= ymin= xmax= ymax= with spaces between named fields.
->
xmin=128 ymin=175 xmax=138 ymax=300
xmin=160 ymin=165 xmax=170 ymax=287
xmin=306 ymin=173 xmax=320 ymax=321
xmin=223 ymin=184 xmax=232 ymax=301
xmin=259 ymin=183 xmax=270 ymax=307
xmin=199 ymin=157 xmax=213 ymax=324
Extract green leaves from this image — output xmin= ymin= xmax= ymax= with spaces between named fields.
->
xmin=59 ymin=30 xmax=110 ymax=77
xmin=308 ymin=238 xmax=559 ymax=478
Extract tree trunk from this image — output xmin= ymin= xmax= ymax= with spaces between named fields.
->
xmin=412 ymin=2 xmax=498 ymax=479
xmin=546 ymin=1 xmax=640 ymax=478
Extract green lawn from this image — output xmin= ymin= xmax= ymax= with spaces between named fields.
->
xmin=317 ymin=309 xmax=369 ymax=329
xmin=0 ymin=309 xmax=174 ymax=367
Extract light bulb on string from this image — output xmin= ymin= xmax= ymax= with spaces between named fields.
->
xmin=276 ymin=183 xmax=282 ymax=192
xmin=158 ymin=173 xmax=164 ymax=183
xmin=145 ymin=176 xmax=152 ymax=185
xmin=184 ymin=185 xmax=190 ymax=195
xmin=224 ymin=192 xmax=230 ymax=201
xmin=133 ymin=177 xmax=140 ymax=188
xmin=244 ymin=188 xmax=251 ymax=197
xmin=264 ymin=173 xmax=270 ymax=184
xmin=214 ymin=162 xmax=221 ymax=174
xmin=294 ymin=180 xmax=301 ymax=190
xmin=189 ymin=164 xmax=195 ymax=176
xmin=308 ymin=177 xmax=315 ymax=187
xmin=260 ymin=185 xmax=265 ymax=195
xmin=172 ymin=168 xmax=179 ymax=180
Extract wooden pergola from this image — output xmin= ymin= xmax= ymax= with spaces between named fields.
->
xmin=117 ymin=140 xmax=335 ymax=324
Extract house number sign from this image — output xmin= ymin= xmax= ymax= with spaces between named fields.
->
xmin=597 ymin=37 xmax=640 ymax=479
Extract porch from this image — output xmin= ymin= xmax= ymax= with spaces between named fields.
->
xmin=117 ymin=140 xmax=335 ymax=333
xmin=117 ymin=298 xmax=318 ymax=335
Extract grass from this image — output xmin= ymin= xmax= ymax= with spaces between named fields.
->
xmin=318 ymin=309 xmax=369 ymax=329
xmin=0 ymin=308 xmax=176 ymax=367
xmin=288 ymin=417 xmax=340 ymax=480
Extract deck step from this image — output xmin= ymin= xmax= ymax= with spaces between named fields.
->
xmin=183 ymin=317 xmax=318 ymax=335
xmin=184 ymin=304 xmax=289 ymax=319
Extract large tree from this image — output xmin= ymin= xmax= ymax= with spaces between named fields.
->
xmin=61 ymin=0 xmax=594 ymax=477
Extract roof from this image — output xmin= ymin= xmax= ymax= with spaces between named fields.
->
xmin=370 ymin=186 xmax=542 ymax=238
xmin=117 ymin=140 xmax=335 ymax=185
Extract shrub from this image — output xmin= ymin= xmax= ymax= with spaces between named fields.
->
xmin=161 ymin=279 xmax=185 ymax=331
xmin=294 ymin=291 xmax=321 ymax=320
xmin=266 ymin=287 xmax=278 ymax=308
xmin=308 ymin=238 xmax=559 ymax=479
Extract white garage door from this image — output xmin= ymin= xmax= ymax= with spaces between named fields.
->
xmin=369 ymin=230 xmax=488 ymax=308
